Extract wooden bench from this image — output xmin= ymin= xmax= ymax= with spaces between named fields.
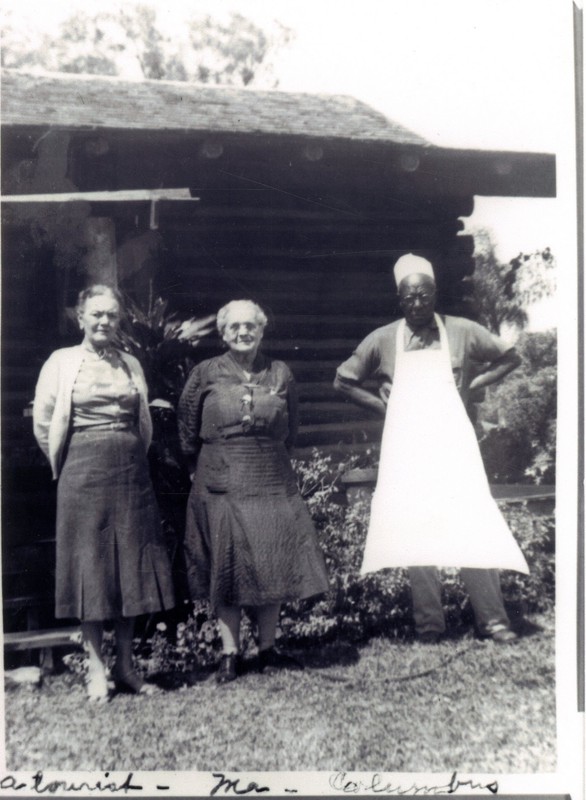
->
xmin=3 ymin=624 xmax=82 ymax=672
xmin=3 ymin=626 xmax=82 ymax=651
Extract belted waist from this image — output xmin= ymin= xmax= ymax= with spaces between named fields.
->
xmin=72 ymin=420 xmax=136 ymax=432
xmin=201 ymin=435 xmax=281 ymax=446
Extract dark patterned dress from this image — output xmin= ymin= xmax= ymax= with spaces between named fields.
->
xmin=178 ymin=352 xmax=329 ymax=610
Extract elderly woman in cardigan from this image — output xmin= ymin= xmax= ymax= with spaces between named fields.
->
xmin=178 ymin=299 xmax=329 ymax=684
xmin=33 ymin=284 xmax=175 ymax=702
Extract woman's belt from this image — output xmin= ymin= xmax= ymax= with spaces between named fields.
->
xmin=201 ymin=435 xmax=281 ymax=446
xmin=72 ymin=420 xmax=135 ymax=432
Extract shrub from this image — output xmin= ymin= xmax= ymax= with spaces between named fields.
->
xmin=477 ymin=330 xmax=557 ymax=484
xmin=144 ymin=449 xmax=554 ymax=673
xmin=279 ymin=476 xmax=555 ymax=648
xmin=145 ymin=601 xmax=258 ymax=675
xmin=497 ymin=502 xmax=555 ymax=610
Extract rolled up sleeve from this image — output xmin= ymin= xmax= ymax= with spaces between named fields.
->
xmin=336 ymin=332 xmax=380 ymax=387
xmin=467 ymin=320 xmax=514 ymax=363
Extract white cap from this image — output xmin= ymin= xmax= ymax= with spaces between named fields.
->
xmin=393 ymin=253 xmax=435 ymax=288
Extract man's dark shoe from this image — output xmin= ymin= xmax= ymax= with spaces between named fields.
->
xmin=216 ymin=653 xmax=238 ymax=684
xmin=417 ymin=631 xmax=441 ymax=645
xmin=258 ymin=647 xmax=304 ymax=674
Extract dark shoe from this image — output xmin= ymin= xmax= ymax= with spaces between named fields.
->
xmin=216 ymin=653 xmax=238 ymax=684
xmin=417 ymin=631 xmax=441 ymax=645
xmin=488 ymin=628 xmax=519 ymax=644
xmin=258 ymin=647 xmax=304 ymax=674
xmin=112 ymin=670 xmax=158 ymax=695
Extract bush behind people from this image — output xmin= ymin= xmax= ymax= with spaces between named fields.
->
xmin=147 ymin=449 xmax=554 ymax=673
xmin=477 ymin=330 xmax=557 ymax=485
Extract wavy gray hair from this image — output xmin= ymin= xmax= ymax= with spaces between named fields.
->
xmin=216 ymin=300 xmax=268 ymax=336
xmin=76 ymin=284 xmax=124 ymax=314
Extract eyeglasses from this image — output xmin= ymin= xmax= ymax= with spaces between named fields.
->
xmin=400 ymin=292 xmax=435 ymax=306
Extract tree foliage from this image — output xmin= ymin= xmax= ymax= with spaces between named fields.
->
xmin=466 ymin=230 xmax=557 ymax=485
xmin=1 ymin=4 xmax=292 ymax=87
xmin=478 ymin=330 xmax=557 ymax=484
xmin=466 ymin=228 xmax=556 ymax=336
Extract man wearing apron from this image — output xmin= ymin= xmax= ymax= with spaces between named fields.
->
xmin=334 ymin=253 xmax=529 ymax=644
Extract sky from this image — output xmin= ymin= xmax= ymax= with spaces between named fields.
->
xmin=0 ymin=0 xmax=578 ymax=315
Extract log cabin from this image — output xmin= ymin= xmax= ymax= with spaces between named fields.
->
xmin=1 ymin=69 xmax=555 ymax=638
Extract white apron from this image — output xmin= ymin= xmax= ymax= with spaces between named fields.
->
xmin=361 ymin=315 xmax=529 ymax=575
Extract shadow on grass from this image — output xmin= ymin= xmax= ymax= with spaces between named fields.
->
xmin=148 ymin=640 xmax=362 ymax=690
xmin=445 ymin=601 xmax=547 ymax=640
xmin=294 ymin=640 xmax=361 ymax=669
xmin=148 ymin=614 xmax=546 ymax=692
xmin=150 ymin=663 xmax=215 ymax=691
xmin=508 ymin=602 xmax=546 ymax=637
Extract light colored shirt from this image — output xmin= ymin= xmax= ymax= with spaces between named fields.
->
xmin=72 ymin=350 xmax=139 ymax=428
xmin=33 ymin=345 xmax=152 ymax=479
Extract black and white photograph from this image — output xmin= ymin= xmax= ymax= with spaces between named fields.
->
xmin=0 ymin=0 xmax=582 ymax=795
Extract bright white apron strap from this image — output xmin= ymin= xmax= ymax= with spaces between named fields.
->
xmin=395 ymin=314 xmax=453 ymax=375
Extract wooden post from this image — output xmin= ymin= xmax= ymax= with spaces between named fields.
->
xmin=81 ymin=217 xmax=118 ymax=285
xmin=341 ymin=467 xmax=377 ymax=506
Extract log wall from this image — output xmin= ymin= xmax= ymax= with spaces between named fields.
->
xmin=1 ymin=126 xmax=478 ymax=634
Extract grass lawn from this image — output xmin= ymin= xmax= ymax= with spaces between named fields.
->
xmin=4 ymin=610 xmax=555 ymax=773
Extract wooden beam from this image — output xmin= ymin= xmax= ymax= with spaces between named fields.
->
xmin=81 ymin=217 xmax=117 ymax=285
xmin=4 ymin=627 xmax=82 ymax=651
xmin=1 ymin=188 xmax=199 ymax=202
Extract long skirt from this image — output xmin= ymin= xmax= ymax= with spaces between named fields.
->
xmin=56 ymin=427 xmax=175 ymax=621
xmin=185 ymin=438 xmax=330 ymax=610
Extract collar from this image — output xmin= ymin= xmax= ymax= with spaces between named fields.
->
xmin=81 ymin=342 xmax=118 ymax=362
xmin=225 ymin=350 xmax=266 ymax=372
xmin=405 ymin=316 xmax=439 ymax=337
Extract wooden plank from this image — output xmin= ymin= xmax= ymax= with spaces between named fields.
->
xmin=491 ymin=485 xmax=556 ymax=502
xmin=292 ymin=440 xmax=376 ymax=462
xmin=164 ymin=216 xmax=461 ymax=236
xmin=297 ymin=419 xmax=383 ymax=446
xmin=163 ymin=205 xmax=464 ymax=224
xmin=175 ymin=311 xmax=390 ymax=334
xmin=169 ymin=262 xmax=396 ymax=283
xmin=170 ymin=281 xmax=396 ymax=306
xmin=3 ymin=542 xmax=55 ymax=575
xmin=169 ymin=233 xmax=459 ymax=255
xmin=2 ymin=188 xmax=198 ymax=202
xmin=340 ymin=470 xmax=555 ymax=504
xmin=167 ymin=290 xmax=396 ymax=317
xmin=3 ymin=594 xmax=53 ymax=610
xmin=4 ymin=626 xmax=82 ymax=651
xmin=170 ymin=192 xmax=476 ymax=221
xmin=297 ymin=381 xmax=347 ymax=401
xmin=194 ymin=339 xmax=359 ymax=359
xmin=299 ymin=402 xmax=370 ymax=424
xmin=2 ymin=572 xmax=54 ymax=598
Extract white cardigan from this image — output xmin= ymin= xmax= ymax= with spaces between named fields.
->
xmin=33 ymin=345 xmax=153 ymax=479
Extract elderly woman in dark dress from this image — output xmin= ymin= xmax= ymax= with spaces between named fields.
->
xmin=33 ymin=285 xmax=175 ymax=702
xmin=178 ymin=299 xmax=329 ymax=684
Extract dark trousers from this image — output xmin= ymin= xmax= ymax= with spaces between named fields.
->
xmin=408 ymin=566 xmax=511 ymax=636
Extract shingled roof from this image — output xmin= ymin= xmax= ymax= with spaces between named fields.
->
xmin=1 ymin=69 xmax=429 ymax=145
